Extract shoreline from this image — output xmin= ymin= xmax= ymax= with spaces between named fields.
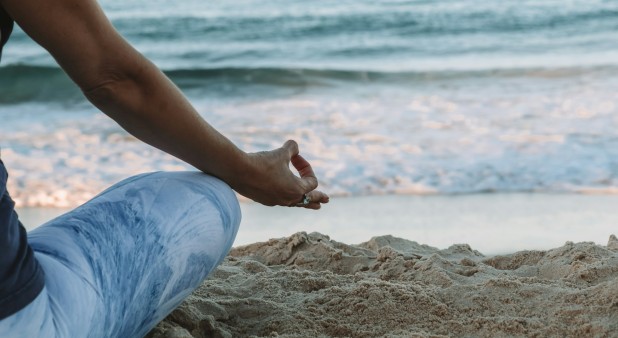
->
xmin=16 ymin=193 xmax=618 ymax=336
xmin=19 ymin=193 xmax=618 ymax=256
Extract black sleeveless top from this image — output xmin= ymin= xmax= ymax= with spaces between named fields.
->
xmin=0 ymin=8 xmax=46 ymax=320
xmin=0 ymin=7 xmax=14 ymax=58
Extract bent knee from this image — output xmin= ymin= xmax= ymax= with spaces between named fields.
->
xmin=106 ymin=171 xmax=240 ymax=229
xmin=149 ymin=172 xmax=240 ymax=221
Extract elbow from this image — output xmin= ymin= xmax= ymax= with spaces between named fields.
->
xmin=80 ymin=58 xmax=155 ymax=132
xmin=80 ymin=55 xmax=148 ymax=108
xmin=81 ymin=71 xmax=143 ymax=135
xmin=81 ymin=64 xmax=146 ymax=115
xmin=82 ymin=80 xmax=114 ymax=106
xmin=81 ymin=65 xmax=129 ymax=107
xmin=81 ymin=69 xmax=141 ymax=125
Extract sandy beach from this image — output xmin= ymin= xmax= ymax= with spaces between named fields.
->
xmin=148 ymin=231 xmax=618 ymax=338
xmin=4 ymin=0 xmax=618 ymax=337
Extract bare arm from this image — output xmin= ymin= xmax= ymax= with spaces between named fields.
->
xmin=1 ymin=0 xmax=328 ymax=208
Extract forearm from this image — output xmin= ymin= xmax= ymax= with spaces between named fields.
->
xmin=83 ymin=55 xmax=249 ymax=184
xmin=4 ymin=0 xmax=328 ymax=208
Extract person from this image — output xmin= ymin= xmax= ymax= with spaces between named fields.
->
xmin=0 ymin=0 xmax=329 ymax=336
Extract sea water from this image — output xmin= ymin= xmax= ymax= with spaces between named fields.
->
xmin=2 ymin=0 xmax=618 ymax=244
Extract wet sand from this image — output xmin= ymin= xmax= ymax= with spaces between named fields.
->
xmin=19 ymin=193 xmax=618 ymax=254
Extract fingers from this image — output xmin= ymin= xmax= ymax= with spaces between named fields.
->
xmin=291 ymin=154 xmax=318 ymax=191
xmin=282 ymin=140 xmax=328 ymax=209
xmin=292 ymin=190 xmax=330 ymax=210
xmin=283 ymin=140 xmax=313 ymax=180
xmin=291 ymin=153 xmax=315 ymax=178
xmin=306 ymin=189 xmax=329 ymax=204
xmin=282 ymin=139 xmax=318 ymax=191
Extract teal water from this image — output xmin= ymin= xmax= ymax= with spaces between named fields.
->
xmin=2 ymin=0 xmax=618 ymax=206
xmin=4 ymin=0 xmax=618 ymax=102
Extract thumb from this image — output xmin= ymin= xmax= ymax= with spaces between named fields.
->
xmin=282 ymin=140 xmax=299 ymax=159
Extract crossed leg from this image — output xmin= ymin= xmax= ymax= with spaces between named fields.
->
xmin=0 ymin=172 xmax=241 ymax=338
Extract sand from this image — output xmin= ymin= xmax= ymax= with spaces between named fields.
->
xmin=147 ymin=232 xmax=618 ymax=338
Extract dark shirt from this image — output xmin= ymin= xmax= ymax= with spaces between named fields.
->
xmin=0 ymin=161 xmax=45 ymax=319
xmin=0 ymin=7 xmax=14 ymax=59
xmin=0 ymin=9 xmax=46 ymax=319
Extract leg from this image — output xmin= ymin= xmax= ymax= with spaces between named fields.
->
xmin=0 ymin=288 xmax=55 ymax=338
xmin=26 ymin=172 xmax=241 ymax=337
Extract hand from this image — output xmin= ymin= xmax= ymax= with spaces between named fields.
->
xmin=229 ymin=140 xmax=329 ymax=209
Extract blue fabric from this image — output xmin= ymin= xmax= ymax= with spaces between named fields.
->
xmin=0 ymin=171 xmax=241 ymax=337
xmin=0 ymin=160 xmax=46 ymax=320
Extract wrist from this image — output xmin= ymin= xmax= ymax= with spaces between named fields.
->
xmin=214 ymin=147 xmax=254 ymax=190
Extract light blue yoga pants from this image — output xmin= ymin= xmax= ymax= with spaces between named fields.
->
xmin=0 ymin=172 xmax=241 ymax=337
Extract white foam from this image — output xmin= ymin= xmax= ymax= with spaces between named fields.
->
xmin=4 ymin=72 xmax=618 ymax=207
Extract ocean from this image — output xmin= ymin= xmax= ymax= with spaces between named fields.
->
xmin=2 ymin=0 xmax=618 ymax=209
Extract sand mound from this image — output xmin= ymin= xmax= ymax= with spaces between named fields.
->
xmin=148 ymin=232 xmax=618 ymax=338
